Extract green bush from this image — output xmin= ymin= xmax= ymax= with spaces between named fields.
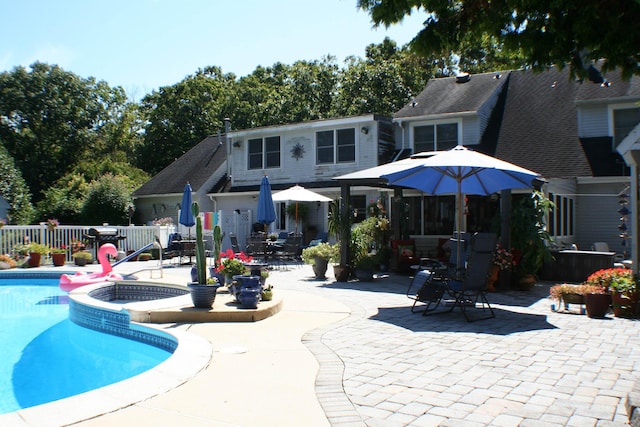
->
xmin=301 ymin=243 xmax=339 ymax=264
xmin=81 ymin=174 xmax=132 ymax=225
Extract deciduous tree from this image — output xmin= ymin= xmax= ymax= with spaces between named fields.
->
xmin=358 ymin=0 xmax=640 ymax=79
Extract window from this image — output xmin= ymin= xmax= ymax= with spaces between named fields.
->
xmin=401 ymin=194 xmax=497 ymax=236
xmin=248 ymin=136 xmax=281 ymax=170
xmin=548 ymin=192 xmax=574 ymax=238
xmin=316 ymin=128 xmax=356 ymax=164
xmin=414 ymin=123 xmax=459 ymax=153
xmin=613 ymin=108 xmax=640 ymax=147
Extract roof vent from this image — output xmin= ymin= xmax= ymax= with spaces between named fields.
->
xmin=494 ymin=73 xmax=502 ymax=80
xmin=455 ymin=73 xmax=470 ymax=83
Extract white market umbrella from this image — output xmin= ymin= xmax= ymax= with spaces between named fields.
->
xmin=272 ymin=185 xmax=332 ymax=233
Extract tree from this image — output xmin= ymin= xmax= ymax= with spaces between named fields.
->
xmin=35 ymin=173 xmax=89 ymax=225
xmin=0 ymin=144 xmax=34 ymax=224
xmin=137 ymin=66 xmax=237 ymax=174
xmin=81 ymin=174 xmax=132 ymax=225
xmin=0 ymin=63 xmax=135 ymax=200
xmin=358 ymin=0 xmax=640 ymax=79
xmin=335 ymin=38 xmax=440 ymax=116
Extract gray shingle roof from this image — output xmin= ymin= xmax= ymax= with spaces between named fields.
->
xmin=495 ymin=68 xmax=594 ymax=179
xmin=395 ymin=71 xmax=508 ymax=119
xmin=133 ymin=135 xmax=226 ymax=197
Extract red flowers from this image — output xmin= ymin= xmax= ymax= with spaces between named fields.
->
xmin=214 ymin=249 xmax=253 ymax=275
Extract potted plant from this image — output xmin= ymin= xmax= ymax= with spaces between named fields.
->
xmin=261 ymin=284 xmax=274 ymax=301
xmin=583 ymin=285 xmax=611 ymax=318
xmin=350 ymin=217 xmax=379 ymax=281
xmin=591 ymin=268 xmax=638 ymax=318
xmin=0 ymin=254 xmax=17 ymax=269
xmin=302 ymin=242 xmax=339 ymax=279
xmin=28 ymin=242 xmax=50 ymax=267
xmin=510 ymin=191 xmax=554 ymax=289
xmin=72 ymin=250 xmax=93 ymax=266
xmin=354 ymin=254 xmax=377 ymax=281
xmin=46 ymin=218 xmax=59 ymax=231
xmin=138 ymin=252 xmax=153 ymax=261
xmin=50 ymin=246 xmax=67 ymax=266
xmin=187 ymin=202 xmax=221 ymax=309
xmin=328 ymin=200 xmax=352 ymax=281
xmin=549 ymin=283 xmax=587 ymax=311
xmin=217 ymin=251 xmax=249 ymax=282
xmin=488 ymin=243 xmax=515 ymax=291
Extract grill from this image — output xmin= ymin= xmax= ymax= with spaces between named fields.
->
xmin=85 ymin=227 xmax=126 ymax=259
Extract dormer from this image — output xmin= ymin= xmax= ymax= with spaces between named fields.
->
xmin=394 ymin=72 xmax=508 ymax=153
xmin=225 ymin=115 xmax=393 ymax=189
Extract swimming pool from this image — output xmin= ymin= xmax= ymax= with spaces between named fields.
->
xmin=0 ymin=278 xmax=171 ymax=414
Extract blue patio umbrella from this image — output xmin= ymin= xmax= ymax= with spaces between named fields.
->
xmin=179 ymin=183 xmax=195 ymax=230
xmin=382 ymin=145 xmax=541 ymax=269
xmin=256 ymin=176 xmax=276 ymax=231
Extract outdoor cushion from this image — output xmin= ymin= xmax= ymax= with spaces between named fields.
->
xmin=398 ymin=245 xmax=414 ymax=257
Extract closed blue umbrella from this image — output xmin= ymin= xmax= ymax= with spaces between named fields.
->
xmin=179 ymin=183 xmax=195 ymax=229
xmin=257 ymin=176 xmax=276 ymax=231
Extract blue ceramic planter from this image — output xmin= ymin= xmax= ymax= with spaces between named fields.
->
xmin=238 ymin=287 xmax=261 ymax=309
xmin=188 ymin=283 xmax=221 ymax=308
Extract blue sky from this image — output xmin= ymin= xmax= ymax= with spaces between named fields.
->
xmin=1 ymin=0 xmax=426 ymax=100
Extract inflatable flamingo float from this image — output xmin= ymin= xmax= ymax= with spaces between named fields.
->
xmin=59 ymin=243 xmax=123 ymax=292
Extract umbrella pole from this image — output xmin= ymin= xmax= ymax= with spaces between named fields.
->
xmin=295 ymin=202 xmax=298 ymax=234
xmin=457 ymin=179 xmax=463 ymax=271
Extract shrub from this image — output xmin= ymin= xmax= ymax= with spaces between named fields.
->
xmin=302 ymin=243 xmax=339 ymax=264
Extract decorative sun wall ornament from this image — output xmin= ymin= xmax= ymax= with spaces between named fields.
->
xmin=291 ymin=142 xmax=305 ymax=160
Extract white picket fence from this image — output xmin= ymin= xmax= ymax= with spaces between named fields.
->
xmin=0 ymin=224 xmax=177 ymax=262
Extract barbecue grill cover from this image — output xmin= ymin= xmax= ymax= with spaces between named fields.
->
xmin=88 ymin=227 xmax=118 ymax=236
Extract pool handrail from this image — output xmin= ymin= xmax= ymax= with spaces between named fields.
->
xmin=112 ymin=241 xmax=161 ymax=267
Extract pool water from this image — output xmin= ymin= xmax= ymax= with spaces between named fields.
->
xmin=0 ymin=279 xmax=171 ymax=414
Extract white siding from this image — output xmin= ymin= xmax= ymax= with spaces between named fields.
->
xmin=229 ymin=119 xmax=379 ymax=188
xmin=461 ymin=116 xmax=481 ymax=145
xmin=575 ymin=180 xmax=631 ymax=255
xmin=578 ymin=104 xmax=609 ymax=137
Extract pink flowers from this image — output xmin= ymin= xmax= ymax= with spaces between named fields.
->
xmin=493 ymin=244 xmax=515 ymax=271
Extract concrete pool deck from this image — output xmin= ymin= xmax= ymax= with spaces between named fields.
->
xmin=4 ymin=259 xmax=640 ymax=426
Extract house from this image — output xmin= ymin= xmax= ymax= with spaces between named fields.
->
xmin=133 ymin=115 xmax=395 ymax=250
xmin=383 ymin=67 xmax=637 ymax=259
xmin=132 ymin=135 xmax=227 ymax=242
xmin=134 ymin=67 xmax=640 ymax=262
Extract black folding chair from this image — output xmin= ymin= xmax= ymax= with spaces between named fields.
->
xmin=406 ymin=269 xmax=449 ymax=314
xmin=444 ymin=232 xmax=497 ymax=322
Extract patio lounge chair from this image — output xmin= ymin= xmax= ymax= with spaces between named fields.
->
xmin=409 ymin=232 xmax=496 ymax=322
xmin=229 ymin=233 xmax=242 ymax=254
xmin=406 ymin=269 xmax=449 ymax=314
xmin=445 ymin=232 xmax=497 ymax=322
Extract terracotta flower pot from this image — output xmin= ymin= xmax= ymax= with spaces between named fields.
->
xmin=51 ymin=253 xmax=66 ymax=267
xmin=28 ymin=252 xmax=41 ymax=268
xmin=584 ymin=293 xmax=611 ymax=318
xmin=486 ymin=265 xmax=499 ymax=292
xmin=611 ymin=291 xmax=638 ymax=318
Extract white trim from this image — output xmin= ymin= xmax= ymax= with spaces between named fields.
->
xmin=393 ymin=111 xmax=476 ymax=123
xmin=607 ymin=103 xmax=640 ymax=149
xmin=576 ymin=176 xmax=630 ymax=185
xmin=410 ymin=119 xmax=462 ymax=151
xmin=228 ymin=114 xmax=378 ymax=138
